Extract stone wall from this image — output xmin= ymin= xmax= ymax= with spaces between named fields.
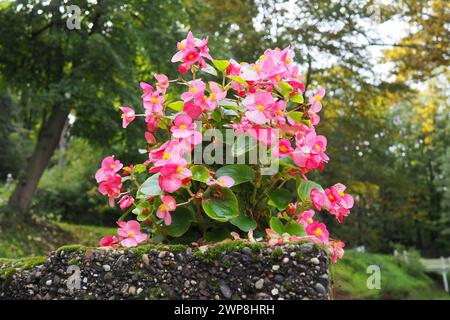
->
xmin=0 ymin=241 xmax=331 ymax=300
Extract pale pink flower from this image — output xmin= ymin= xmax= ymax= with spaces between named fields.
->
xmin=297 ymin=209 xmax=315 ymax=228
xmin=155 ymin=74 xmax=169 ymax=93
xmin=243 ymin=92 xmax=275 ymax=124
xmin=205 ymin=82 xmax=227 ymax=110
xmin=308 ymin=88 xmax=326 ymax=113
xmin=118 ymin=195 xmax=134 ymax=211
xmin=117 ymin=220 xmax=147 ymax=248
xmin=181 ymin=79 xmax=206 ymax=102
xmin=207 ymin=176 xmax=235 ymax=188
xmin=95 ymin=156 xmax=123 ymax=183
xmin=157 ymin=195 xmax=177 ymax=225
xmin=170 ymin=114 xmax=196 ymax=138
xmin=328 ymin=240 xmax=346 ymax=263
xmin=119 ymin=106 xmax=136 ymax=129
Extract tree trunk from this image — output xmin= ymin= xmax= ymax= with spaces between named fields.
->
xmin=8 ymin=105 xmax=69 ymax=216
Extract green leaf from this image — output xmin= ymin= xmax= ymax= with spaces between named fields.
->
xmin=279 ymin=156 xmax=297 ymax=169
xmin=167 ymin=100 xmax=184 ymax=112
xmin=139 ymin=173 xmax=163 ymax=197
xmin=267 ymin=189 xmax=292 ymax=210
xmin=166 ymin=207 xmax=194 ymax=237
xmin=134 ymin=164 xmax=147 ymax=174
xmin=231 ymin=214 xmax=257 ymax=232
xmin=297 ymin=180 xmax=324 ymax=204
xmin=202 ymin=185 xmax=239 ymax=222
xmin=269 ymin=217 xmax=285 ymax=235
xmin=215 ymin=164 xmax=255 ymax=185
xmin=290 ymin=93 xmax=304 ymax=103
xmin=227 ymin=75 xmax=247 ymax=85
xmin=287 ymin=111 xmax=310 ymax=126
xmin=285 ymin=221 xmax=307 ymax=236
xmin=191 ymin=165 xmax=210 ymax=183
xmin=279 ymin=82 xmax=293 ymax=96
xmin=212 ymin=59 xmax=230 ymax=73
xmin=201 ymin=63 xmax=218 ymax=76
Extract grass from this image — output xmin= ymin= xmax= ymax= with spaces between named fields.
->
xmin=0 ymin=220 xmax=116 ymax=259
xmin=331 ymin=250 xmax=450 ymax=300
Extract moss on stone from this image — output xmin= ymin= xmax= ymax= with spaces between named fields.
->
xmin=129 ymin=243 xmax=188 ymax=256
xmin=271 ymin=247 xmax=284 ymax=258
xmin=55 ymin=244 xmax=90 ymax=256
xmin=193 ymin=240 xmax=265 ymax=262
xmin=68 ymin=258 xmax=79 ymax=266
xmin=0 ymin=256 xmax=47 ymax=287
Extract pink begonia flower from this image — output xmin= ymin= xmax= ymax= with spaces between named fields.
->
xmin=328 ymin=240 xmax=346 ymax=264
xmin=243 ymin=91 xmax=275 ymax=124
xmin=99 ymin=236 xmax=121 ymax=248
xmin=157 ymin=159 xmax=192 ymax=193
xmin=140 ymin=81 xmax=153 ymax=99
xmin=272 ymin=100 xmax=287 ymax=124
xmin=183 ymin=101 xmax=203 ymax=119
xmin=310 ymin=189 xmax=325 ymax=211
xmin=181 ymin=79 xmax=206 ymax=102
xmin=225 ymin=59 xmax=241 ymax=76
xmin=286 ymin=202 xmax=299 ymax=215
xmin=143 ymin=91 xmax=164 ymax=115
xmin=207 ymin=176 xmax=235 ymax=188
xmin=170 ymin=114 xmax=196 ymax=138
xmin=240 ymin=63 xmax=262 ymax=81
xmin=171 ymin=31 xmax=196 ymax=63
xmin=98 ymin=174 xmax=122 ymax=206
xmin=297 ymin=209 xmax=315 ymax=228
xmin=95 ymin=156 xmax=123 ymax=183
xmin=149 ymin=140 xmax=184 ymax=168
xmin=171 ymin=32 xmax=211 ymax=69
xmin=247 ymin=126 xmax=279 ymax=147
xmin=308 ymin=88 xmax=326 ymax=113
xmin=145 ymin=131 xmax=157 ymax=145
xmin=324 ymin=183 xmax=354 ymax=223
xmin=119 ymin=106 xmax=136 ymax=129
xmin=155 ymin=74 xmax=169 ymax=93
xmin=275 ymin=138 xmax=293 ymax=158
xmin=157 ymin=195 xmax=177 ymax=225
xmin=118 ymin=195 xmax=134 ymax=211
xmin=117 ymin=220 xmax=147 ymax=248
xmin=306 ymin=221 xmax=329 ymax=244
xmin=145 ymin=115 xmax=160 ymax=132
xmin=205 ymin=82 xmax=227 ymax=110
xmin=183 ymin=50 xmax=201 ymax=66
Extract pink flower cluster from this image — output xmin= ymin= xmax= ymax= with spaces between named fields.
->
xmin=171 ymin=31 xmax=212 ymax=74
xmin=96 ymin=32 xmax=354 ymax=261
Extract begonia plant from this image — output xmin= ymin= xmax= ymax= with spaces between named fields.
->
xmin=96 ymin=32 xmax=354 ymax=263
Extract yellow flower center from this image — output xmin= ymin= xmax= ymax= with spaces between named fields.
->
xmin=307 ymin=218 xmax=313 ymax=224
xmin=190 ymin=87 xmax=197 ymax=93
xmin=259 ymin=55 xmax=265 ymax=61
xmin=314 ymin=95 xmax=321 ymax=102
xmin=275 ymin=75 xmax=281 ymax=82
xmin=339 ymin=191 xmax=345 ymax=197
xmin=162 ymin=153 xmax=171 ymax=160
xmin=187 ymin=54 xmax=195 ymax=60
xmin=294 ymin=74 xmax=299 ymax=79
xmin=179 ymin=124 xmax=187 ymax=130
xmin=328 ymin=194 xmax=335 ymax=201
xmin=285 ymin=58 xmax=292 ymax=64
xmin=150 ymin=97 xmax=159 ymax=103
xmin=209 ymin=93 xmax=217 ymax=100
xmin=218 ymin=179 xmax=224 ymax=184
xmin=315 ymin=228 xmax=323 ymax=236
xmin=179 ymin=43 xmax=185 ymax=50
xmin=176 ymin=166 xmax=184 ymax=173
xmin=128 ymin=231 xmax=134 ymax=237
xmin=159 ymin=204 xmax=166 ymax=211
xmin=277 ymin=109 xmax=284 ymax=115
xmin=253 ymin=65 xmax=261 ymax=71
xmin=280 ymin=145 xmax=288 ymax=152
xmin=110 ymin=164 xmax=116 ymax=169
xmin=315 ymin=145 xmax=321 ymax=151
xmin=257 ymin=104 xmax=264 ymax=111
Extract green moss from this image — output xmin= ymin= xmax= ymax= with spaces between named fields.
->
xmin=129 ymin=243 xmax=188 ymax=257
xmin=193 ymin=240 xmax=265 ymax=262
xmin=55 ymin=244 xmax=90 ymax=256
xmin=145 ymin=287 xmax=165 ymax=299
xmin=68 ymin=258 xmax=79 ymax=266
xmin=0 ymin=256 xmax=47 ymax=287
xmin=272 ymin=247 xmax=284 ymax=258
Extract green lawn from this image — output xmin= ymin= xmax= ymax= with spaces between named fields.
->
xmin=0 ymin=221 xmax=448 ymax=299
xmin=332 ymin=250 xmax=450 ymax=300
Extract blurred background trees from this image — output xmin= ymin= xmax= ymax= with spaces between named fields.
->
xmin=0 ymin=0 xmax=448 ymax=256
